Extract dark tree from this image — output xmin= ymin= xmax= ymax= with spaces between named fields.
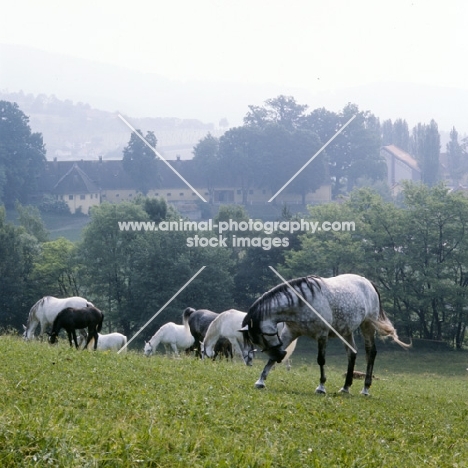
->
xmin=122 ymin=130 xmax=158 ymax=195
xmin=411 ymin=120 xmax=440 ymax=186
xmin=192 ymin=133 xmax=220 ymax=203
xmin=0 ymin=101 xmax=46 ymax=207
xmin=244 ymin=95 xmax=308 ymax=131
xmin=446 ymin=127 xmax=465 ymax=187
xmin=393 ymin=119 xmax=410 ymax=151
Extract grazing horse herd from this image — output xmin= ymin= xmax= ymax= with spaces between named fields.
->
xmin=22 ymin=273 xmax=411 ymax=395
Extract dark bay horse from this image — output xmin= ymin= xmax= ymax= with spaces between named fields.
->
xmin=49 ymin=306 xmax=104 ymax=350
xmin=183 ymin=307 xmax=218 ymax=358
xmin=240 ymin=274 xmax=410 ymax=395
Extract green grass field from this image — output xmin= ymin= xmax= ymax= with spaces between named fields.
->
xmin=1 ymin=335 xmax=467 ymax=467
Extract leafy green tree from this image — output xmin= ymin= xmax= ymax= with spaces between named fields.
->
xmin=285 ymin=128 xmax=327 ymax=204
xmin=393 ymin=118 xmax=410 ymax=151
xmin=31 ymin=237 xmax=80 ymax=297
xmin=218 ymin=126 xmax=262 ymax=204
xmin=15 ymin=202 xmax=49 ymax=242
xmin=122 ymin=130 xmax=158 ymax=195
xmin=282 ymin=201 xmax=364 ymax=278
xmin=77 ymin=202 xmax=150 ymax=334
xmin=411 ymin=120 xmax=440 ymax=186
xmin=78 ymin=200 xmax=236 ymax=337
xmin=446 ymin=127 xmax=465 ymax=186
xmin=0 ymin=207 xmax=40 ymax=330
xmin=244 ymin=95 xmax=308 ymax=131
xmin=381 ymin=118 xmax=410 ymax=151
xmin=398 ymin=183 xmax=468 ymax=342
xmin=192 ymin=133 xmax=220 ymax=202
xmin=141 ymin=196 xmax=167 ymax=223
xmin=0 ymin=101 xmax=46 ymax=207
xmin=381 ymin=119 xmax=393 ymax=145
xmin=303 ymin=104 xmax=384 ymax=198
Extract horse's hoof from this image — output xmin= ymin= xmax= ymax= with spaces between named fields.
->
xmin=360 ymin=388 xmax=370 ymax=396
xmin=255 ymin=381 xmax=266 ymax=389
xmin=339 ymin=387 xmax=350 ymax=394
xmin=315 ymin=385 xmax=326 ymax=394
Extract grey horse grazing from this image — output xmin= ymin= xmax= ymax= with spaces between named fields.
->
xmin=240 ymin=274 xmax=410 ymax=395
xmin=23 ymin=296 xmax=93 ymax=341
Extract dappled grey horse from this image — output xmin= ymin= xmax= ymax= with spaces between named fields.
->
xmin=240 ymin=274 xmax=410 ymax=395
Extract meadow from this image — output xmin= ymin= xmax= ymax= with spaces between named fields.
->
xmin=1 ymin=335 xmax=467 ymax=467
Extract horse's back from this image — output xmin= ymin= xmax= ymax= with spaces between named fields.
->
xmin=206 ymin=309 xmax=246 ymax=343
xmin=187 ymin=309 xmax=219 ymax=337
xmin=319 ymin=274 xmax=380 ymax=329
xmin=56 ymin=306 xmax=103 ymax=330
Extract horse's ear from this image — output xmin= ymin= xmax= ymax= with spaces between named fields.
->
xmin=238 ymin=325 xmax=249 ymax=333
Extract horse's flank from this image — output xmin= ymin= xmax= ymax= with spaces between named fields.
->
xmin=24 ymin=296 xmax=93 ymax=340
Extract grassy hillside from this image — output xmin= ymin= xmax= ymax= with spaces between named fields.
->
xmin=1 ymin=335 xmax=467 ymax=467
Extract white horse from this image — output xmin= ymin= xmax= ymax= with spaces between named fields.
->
xmin=86 ymin=333 xmax=127 ymax=352
xmin=144 ymin=317 xmax=194 ymax=357
xmin=23 ymin=296 xmax=94 ymax=340
xmin=201 ymin=309 xmax=256 ymax=365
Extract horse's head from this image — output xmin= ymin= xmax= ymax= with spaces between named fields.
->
xmin=200 ymin=340 xmax=211 ymax=359
xmin=143 ymin=341 xmax=153 ymax=357
xmin=22 ymin=323 xmax=35 ymax=341
xmin=242 ymin=346 xmax=256 ymax=366
xmin=48 ymin=331 xmax=58 ymax=345
xmin=239 ymin=320 xmax=286 ymax=364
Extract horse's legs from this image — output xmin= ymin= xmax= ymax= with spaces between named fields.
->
xmin=171 ymin=343 xmax=179 ymax=356
xmin=231 ymin=338 xmax=244 ymax=360
xmin=315 ymin=336 xmax=328 ymax=394
xmin=83 ymin=327 xmax=95 ymax=350
xmin=255 ymin=358 xmax=276 ymax=388
xmin=361 ymin=324 xmax=377 ymax=396
xmin=340 ymin=334 xmax=357 ymax=393
xmin=194 ymin=338 xmax=202 ymax=358
xmin=66 ymin=330 xmax=76 ymax=348
xmin=93 ymin=330 xmax=99 ymax=350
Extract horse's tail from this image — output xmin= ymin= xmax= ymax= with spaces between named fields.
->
xmin=182 ymin=309 xmax=193 ymax=328
xmin=372 ymin=284 xmax=411 ymax=349
xmin=183 ymin=307 xmax=196 ymax=322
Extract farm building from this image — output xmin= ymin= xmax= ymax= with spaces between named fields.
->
xmin=38 ymin=156 xmax=332 ymax=217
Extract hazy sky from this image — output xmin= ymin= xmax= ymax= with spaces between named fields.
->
xmin=2 ymin=0 xmax=467 ymax=92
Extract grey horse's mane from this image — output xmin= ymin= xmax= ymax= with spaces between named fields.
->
xmin=245 ymin=275 xmax=322 ymax=324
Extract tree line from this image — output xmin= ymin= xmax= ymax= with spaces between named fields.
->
xmin=1 ymin=98 xmax=468 ymax=348
xmin=2 ymin=182 xmax=468 ymax=348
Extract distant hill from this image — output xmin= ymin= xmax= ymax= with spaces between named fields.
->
xmin=2 ymin=43 xmax=468 ymax=158
xmin=0 ymin=90 xmax=225 ymax=161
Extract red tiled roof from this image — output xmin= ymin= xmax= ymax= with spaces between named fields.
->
xmin=382 ymin=145 xmax=420 ymax=172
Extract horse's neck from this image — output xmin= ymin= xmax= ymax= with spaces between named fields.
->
xmin=150 ymin=332 xmax=161 ymax=347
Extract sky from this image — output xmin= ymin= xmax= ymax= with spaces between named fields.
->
xmin=1 ymin=0 xmax=468 ymax=129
